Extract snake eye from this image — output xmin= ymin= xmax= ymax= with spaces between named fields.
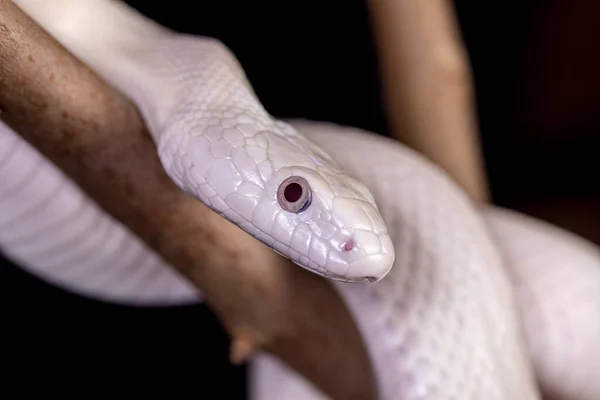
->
xmin=277 ymin=176 xmax=312 ymax=213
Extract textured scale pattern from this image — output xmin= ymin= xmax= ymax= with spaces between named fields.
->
xmin=147 ymin=37 xmax=394 ymax=281
xmin=0 ymin=120 xmax=200 ymax=304
xmin=6 ymin=1 xmax=600 ymax=399
xmin=486 ymin=208 xmax=600 ymax=400
xmin=16 ymin=0 xmax=396 ymax=282
xmin=250 ymin=123 xmax=600 ymax=400
xmin=276 ymin=122 xmax=540 ymax=400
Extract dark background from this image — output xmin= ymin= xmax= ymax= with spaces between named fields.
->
xmin=2 ymin=1 xmax=598 ymax=397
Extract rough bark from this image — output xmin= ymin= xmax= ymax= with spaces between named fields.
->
xmin=0 ymin=1 xmax=376 ymax=398
xmin=368 ymin=0 xmax=490 ymax=203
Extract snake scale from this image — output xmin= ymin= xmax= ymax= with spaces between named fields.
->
xmin=1 ymin=1 xmax=599 ymax=399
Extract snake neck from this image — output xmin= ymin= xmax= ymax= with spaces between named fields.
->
xmin=15 ymin=0 xmax=273 ymax=142
xmin=13 ymin=0 xmax=190 ymax=138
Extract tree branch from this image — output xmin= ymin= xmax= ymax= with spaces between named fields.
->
xmin=0 ymin=1 xmax=375 ymax=398
xmin=368 ymin=0 xmax=490 ymax=203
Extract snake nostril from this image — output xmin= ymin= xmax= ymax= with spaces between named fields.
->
xmin=342 ymin=239 xmax=355 ymax=252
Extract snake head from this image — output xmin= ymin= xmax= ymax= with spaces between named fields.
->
xmin=165 ymin=117 xmax=394 ymax=282
xmin=257 ymin=165 xmax=395 ymax=282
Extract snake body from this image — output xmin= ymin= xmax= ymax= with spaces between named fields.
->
xmin=2 ymin=1 xmax=600 ymax=399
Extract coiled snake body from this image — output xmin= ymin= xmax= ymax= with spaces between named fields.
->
xmin=2 ymin=1 xmax=600 ymax=399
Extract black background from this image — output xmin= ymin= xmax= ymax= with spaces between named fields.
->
xmin=2 ymin=1 xmax=597 ymax=397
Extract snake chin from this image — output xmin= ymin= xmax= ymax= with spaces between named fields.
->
xmin=292 ymin=245 xmax=395 ymax=284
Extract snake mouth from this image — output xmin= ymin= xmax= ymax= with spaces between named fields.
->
xmin=287 ymin=238 xmax=394 ymax=283
xmin=307 ymin=267 xmax=384 ymax=283
xmin=289 ymin=259 xmax=366 ymax=283
xmin=303 ymin=252 xmax=393 ymax=283
xmin=345 ymin=253 xmax=394 ymax=282
xmin=321 ymin=275 xmax=378 ymax=283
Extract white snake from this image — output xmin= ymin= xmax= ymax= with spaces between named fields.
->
xmin=2 ymin=1 xmax=599 ymax=399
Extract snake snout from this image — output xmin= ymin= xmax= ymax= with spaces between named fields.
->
xmin=347 ymin=252 xmax=394 ymax=282
xmin=324 ymin=233 xmax=394 ymax=282
xmin=348 ymin=230 xmax=395 ymax=281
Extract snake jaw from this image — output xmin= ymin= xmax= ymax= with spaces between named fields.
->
xmin=345 ymin=250 xmax=395 ymax=283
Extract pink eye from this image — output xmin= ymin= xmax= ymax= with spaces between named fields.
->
xmin=283 ymin=182 xmax=303 ymax=202
xmin=277 ymin=176 xmax=312 ymax=213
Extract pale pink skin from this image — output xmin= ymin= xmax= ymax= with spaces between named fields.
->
xmin=6 ymin=1 xmax=600 ymax=399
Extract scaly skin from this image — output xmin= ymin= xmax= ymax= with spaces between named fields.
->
xmin=14 ymin=0 xmax=395 ymax=283
xmin=4 ymin=1 xmax=600 ymax=399
xmin=153 ymin=37 xmax=395 ymax=281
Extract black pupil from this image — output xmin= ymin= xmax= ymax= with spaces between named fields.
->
xmin=284 ymin=182 xmax=303 ymax=203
